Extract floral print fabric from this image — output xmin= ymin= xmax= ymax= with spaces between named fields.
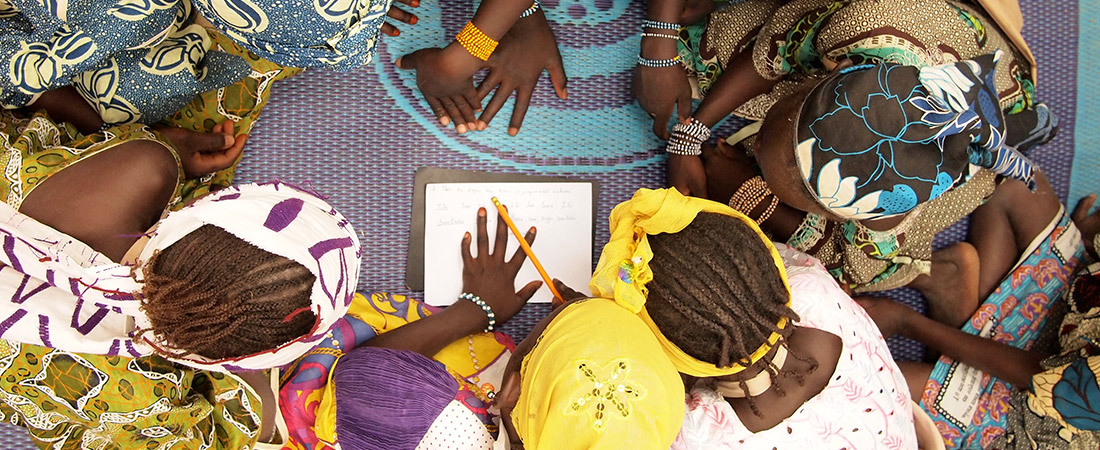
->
xmin=795 ymin=55 xmax=1037 ymax=220
xmin=682 ymin=0 xmax=1036 ymax=121
xmin=673 ymin=245 xmax=916 ymax=449
xmin=190 ymin=0 xmax=392 ymax=71
xmin=922 ymin=209 xmax=1085 ymax=448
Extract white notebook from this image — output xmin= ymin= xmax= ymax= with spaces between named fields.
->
xmin=421 ymin=181 xmax=594 ymax=306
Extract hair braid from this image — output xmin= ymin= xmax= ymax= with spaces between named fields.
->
xmin=647 ymin=212 xmax=807 ymax=363
xmin=140 ymin=225 xmax=317 ymax=360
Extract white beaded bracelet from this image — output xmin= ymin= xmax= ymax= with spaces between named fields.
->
xmin=666 ymin=118 xmax=711 ymax=156
xmin=460 ymin=292 xmax=496 ymax=332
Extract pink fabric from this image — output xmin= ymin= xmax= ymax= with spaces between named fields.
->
xmin=673 ymin=245 xmax=917 ymax=449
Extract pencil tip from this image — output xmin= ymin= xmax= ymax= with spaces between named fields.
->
xmin=491 ymin=196 xmax=500 ymax=206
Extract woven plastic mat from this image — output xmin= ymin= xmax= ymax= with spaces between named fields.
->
xmin=0 ymin=0 xmax=1088 ymax=445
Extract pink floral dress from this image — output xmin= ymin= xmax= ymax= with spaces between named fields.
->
xmin=673 ymin=245 xmax=917 ymax=449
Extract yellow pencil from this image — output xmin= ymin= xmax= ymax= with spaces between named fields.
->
xmin=491 ymin=197 xmax=564 ymax=304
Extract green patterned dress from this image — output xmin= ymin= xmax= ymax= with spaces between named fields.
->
xmin=0 ymin=29 xmax=300 ymax=449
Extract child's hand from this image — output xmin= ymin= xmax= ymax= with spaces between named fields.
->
xmin=156 ymin=120 xmax=246 ymax=179
xmin=381 ymin=0 xmax=419 ymax=37
xmin=397 ymin=46 xmax=484 ymax=134
xmin=633 ymin=65 xmax=691 ymax=140
xmin=475 ymin=12 xmax=567 ymax=136
xmin=1073 ymin=194 xmax=1100 ymax=259
xmin=702 ymin=139 xmax=759 ymax=205
xmin=461 ymin=207 xmax=543 ymax=327
xmin=854 ymin=297 xmax=914 ymax=339
xmin=551 ymin=279 xmax=587 ymax=304
xmin=668 ymin=153 xmax=707 ymax=197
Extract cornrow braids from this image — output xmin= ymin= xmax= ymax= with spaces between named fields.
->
xmin=140 ymin=225 xmax=317 ymax=360
xmin=646 ymin=212 xmax=800 ymax=368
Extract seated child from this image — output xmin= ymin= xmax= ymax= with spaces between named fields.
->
xmin=858 ymin=174 xmax=1097 ymax=447
xmin=637 ymin=0 xmax=1055 ymax=294
xmin=278 ymin=208 xmax=686 ymax=449
xmin=590 ymin=188 xmax=923 ymax=448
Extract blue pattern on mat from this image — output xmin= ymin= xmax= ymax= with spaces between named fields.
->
xmin=1071 ymin=0 xmax=1100 ymax=206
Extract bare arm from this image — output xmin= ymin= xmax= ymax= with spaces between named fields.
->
xmin=24 ymin=86 xmax=104 ymax=134
xmin=859 ymin=298 xmax=1046 ymax=387
xmin=905 ymin=313 xmax=1045 ymax=387
xmin=692 ymin=50 xmax=778 ymax=127
xmin=364 ymin=300 xmax=500 ymax=357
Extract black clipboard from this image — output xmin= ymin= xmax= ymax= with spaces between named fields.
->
xmin=406 ymin=167 xmax=599 ymax=290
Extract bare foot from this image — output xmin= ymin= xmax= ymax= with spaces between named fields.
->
xmin=908 ymin=242 xmax=980 ymax=328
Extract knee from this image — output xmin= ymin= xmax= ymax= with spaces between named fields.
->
xmin=113 ymin=140 xmax=179 ymax=199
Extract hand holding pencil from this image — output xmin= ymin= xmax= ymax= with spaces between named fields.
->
xmin=492 ymin=197 xmax=565 ymax=305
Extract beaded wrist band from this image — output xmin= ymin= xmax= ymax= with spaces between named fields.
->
xmin=728 ymin=176 xmax=779 ymax=225
xmin=520 ymin=0 xmax=541 ymax=18
xmin=641 ymin=19 xmax=680 ymax=31
xmin=641 ymin=31 xmax=679 ymax=39
xmin=456 ymin=21 xmax=498 ymax=61
xmin=666 ymin=117 xmax=711 ymax=156
xmin=637 ymin=54 xmax=681 ymax=68
xmin=460 ymin=292 xmax=496 ymax=332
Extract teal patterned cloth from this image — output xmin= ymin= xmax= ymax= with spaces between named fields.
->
xmin=0 ymin=0 xmax=250 ymax=124
xmin=191 ymin=0 xmax=392 ymax=71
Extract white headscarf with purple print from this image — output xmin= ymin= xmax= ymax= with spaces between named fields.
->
xmin=0 ymin=182 xmax=360 ymax=372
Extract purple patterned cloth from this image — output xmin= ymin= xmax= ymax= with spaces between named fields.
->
xmin=0 ymin=182 xmax=360 ymax=372
xmin=334 ymin=347 xmax=460 ymax=450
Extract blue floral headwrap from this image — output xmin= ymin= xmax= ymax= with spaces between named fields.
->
xmin=191 ymin=0 xmax=391 ymax=71
xmin=794 ymin=53 xmax=1043 ymax=220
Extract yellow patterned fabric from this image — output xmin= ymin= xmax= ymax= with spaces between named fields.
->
xmin=0 ymin=339 xmax=263 ymax=448
xmin=589 ymin=188 xmax=791 ymax=376
xmin=513 ymin=299 xmax=683 ymax=450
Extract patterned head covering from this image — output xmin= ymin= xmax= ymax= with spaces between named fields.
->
xmin=334 ymin=347 xmax=494 ymax=450
xmin=0 ymin=182 xmax=360 ymax=372
xmin=191 ymin=0 xmax=390 ymax=70
xmin=794 ymin=53 xmax=1039 ymax=220
xmin=589 ymin=188 xmax=792 ymax=377
xmin=513 ymin=299 xmax=684 ymax=450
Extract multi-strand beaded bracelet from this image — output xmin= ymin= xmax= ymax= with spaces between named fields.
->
xmin=637 ymin=19 xmax=681 ymax=68
xmin=455 ymin=0 xmax=541 ymax=61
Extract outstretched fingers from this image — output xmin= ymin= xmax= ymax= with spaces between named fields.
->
xmin=548 ymin=54 xmax=568 ymax=100
xmin=506 ymin=226 xmax=536 ymax=272
xmin=478 ymin=82 xmax=512 ymax=129
xmin=508 ymin=85 xmax=534 ymax=136
xmin=516 ymin=280 xmax=543 ymax=303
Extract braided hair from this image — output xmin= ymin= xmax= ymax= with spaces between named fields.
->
xmin=647 ymin=213 xmax=817 ymax=415
xmin=140 ymin=224 xmax=317 ymax=360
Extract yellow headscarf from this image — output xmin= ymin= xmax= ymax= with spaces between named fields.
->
xmin=513 ymin=299 xmax=684 ymax=450
xmin=589 ymin=188 xmax=792 ymax=377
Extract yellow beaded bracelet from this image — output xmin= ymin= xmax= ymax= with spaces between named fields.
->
xmin=456 ymin=21 xmax=498 ymax=61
